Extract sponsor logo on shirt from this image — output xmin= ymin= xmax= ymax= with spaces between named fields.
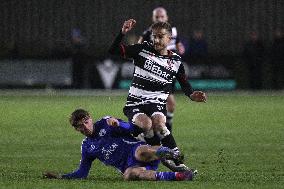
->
xmin=144 ymin=59 xmax=170 ymax=79
xmin=101 ymin=143 xmax=119 ymax=160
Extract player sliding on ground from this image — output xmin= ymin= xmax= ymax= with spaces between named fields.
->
xmin=109 ymin=19 xmax=207 ymax=170
xmin=43 ymin=109 xmax=196 ymax=181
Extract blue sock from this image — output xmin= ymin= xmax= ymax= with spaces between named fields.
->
xmin=155 ymin=172 xmax=176 ymax=181
xmin=156 ymin=146 xmax=171 ymax=158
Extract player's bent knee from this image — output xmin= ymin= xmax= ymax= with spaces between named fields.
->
xmin=143 ymin=119 xmax=152 ymax=131
xmin=123 ymin=171 xmax=132 ymax=181
xmin=135 ymin=115 xmax=152 ymax=131
xmin=123 ymin=168 xmax=133 ymax=180
xmin=153 ymin=124 xmax=164 ymax=132
xmin=123 ymin=168 xmax=143 ymax=181
xmin=135 ymin=146 xmax=153 ymax=162
xmin=151 ymin=115 xmax=166 ymax=131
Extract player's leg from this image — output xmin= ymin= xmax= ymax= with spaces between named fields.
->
xmin=151 ymin=113 xmax=190 ymax=171
xmin=123 ymin=167 xmax=194 ymax=181
xmin=166 ymin=94 xmax=175 ymax=132
xmin=123 ymin=106 xmax=154 ymax=138
xmin=134 ymin=145 xmax=182 ymax=162
xmin=133 ymin=114 xmax=158 ymax=144
xmin=151 ymin=113 xmax=179 ymax=152
xmin=123 ymin=106 xmax=160 ymax=145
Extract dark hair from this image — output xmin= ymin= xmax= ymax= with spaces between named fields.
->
xmin=69 ymin=109 xmax=90 ymax=128
xmin=151 ymin=22 xmax=172 ymax=35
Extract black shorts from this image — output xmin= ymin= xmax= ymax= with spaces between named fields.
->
xmin=123 ymin=103 xmax=167 ymax=123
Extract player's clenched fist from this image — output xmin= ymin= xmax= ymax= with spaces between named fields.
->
xmin=122 ymin=19 xmax=136 ymax=34
xmin=190 ymin=91 xmax=207 ymax=102
xmin=107 ymin=117 xmax=120 ymax=127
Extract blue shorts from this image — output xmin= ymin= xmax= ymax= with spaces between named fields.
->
xmin=123 ymin=143 xmax=160 ymax=173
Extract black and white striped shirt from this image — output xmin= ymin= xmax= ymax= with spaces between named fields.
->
xmin=109 ymin=31 xmax=193 ymax=107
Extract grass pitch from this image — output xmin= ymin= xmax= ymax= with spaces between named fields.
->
xmin=0 ymin=92 xmax=283 ymax=189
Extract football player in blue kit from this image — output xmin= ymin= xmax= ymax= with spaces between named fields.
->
xmin=43 ymin=109 xmax=196 ymax=181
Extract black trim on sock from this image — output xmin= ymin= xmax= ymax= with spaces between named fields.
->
xmin=161 ymin=134 xmax=177 ymax=149
xmin=132 ymin=125 xmax=144 ymax=137
xmin=145 ymin=135 xmax=161 ymax=146
xmin=166 ymin=122 xmax=172 ymax=132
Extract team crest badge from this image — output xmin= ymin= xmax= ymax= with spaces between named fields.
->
xmin=99 ymin=129 xmax=106 ymax=136
xmin=166 ymin=59 xmax=174 ymax=70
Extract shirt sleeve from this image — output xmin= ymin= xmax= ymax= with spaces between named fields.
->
xmin=106 ymin=118 xmax=135 ymax=136
xmin=108 ymin=30 xmax=142 ymax=59
xmin=61 ymin=145 xmax=95 ymax=179
xmin=176 ymin=63 xmax=194 ymax=98
xmin=140 ymin=30 xmax=152 ymax=43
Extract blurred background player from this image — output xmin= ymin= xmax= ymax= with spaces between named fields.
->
xmin=138 ymin=7 xmax=186 ymax=133
xmin=243 ymin=31 xmax=265 ymax=90
xmin=70 ymin=28 xmax=88 ymax=89
xmin=270 ymin=28 xmax=284 ymax=90
xmin=43 ymin=109 xmax=196 ymax=181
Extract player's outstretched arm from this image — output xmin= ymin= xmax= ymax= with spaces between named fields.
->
xmin=43 ymin=157 xmax=92 ymax=180
xmin=108 ymin=19 xmax=136 ymax=56
xmin=104 ymin=117 xmax=139 ymax=136
xmin=176 ymin=64 xmax=207 ymax=103
xmin=108 ymin=19 xmax=143 ymax=60
xmin=43 ymin=145 xmax=94 ymax=179
xmin=106 ymin=117 xmax=120 ymax=127
xmin=121 ymin=19 xmax=136 ymax=34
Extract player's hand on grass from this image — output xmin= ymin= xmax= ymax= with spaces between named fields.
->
xmin=122 ymin=19 xmax=136 ymax=34
xmin=190 ymin=91 xmax=207 ymax=102
xmin=43 ymin=171 xmax=61 ymax=179
xmin=107 ymin=117 xmax=120 ymax=127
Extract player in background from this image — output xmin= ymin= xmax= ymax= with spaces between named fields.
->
xmin=138 ymin=7 xmax=185 ymax=133
xmin=109 ymin=19 xmax=206 ymax=170
xmin=43 ymin=109 xmax=196 ymax=181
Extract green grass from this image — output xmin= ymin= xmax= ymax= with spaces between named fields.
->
xmin=0 ymin=93 xmax=283 ymax=188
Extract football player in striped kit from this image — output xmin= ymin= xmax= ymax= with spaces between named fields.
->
xmin=138 ymin=7 xmax=185 ymax=133
xmin=109 ymin=19 xmax=206 ymax=171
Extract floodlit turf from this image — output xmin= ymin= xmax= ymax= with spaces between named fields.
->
xmin=0 ymin=92 xmax=283 ymax=189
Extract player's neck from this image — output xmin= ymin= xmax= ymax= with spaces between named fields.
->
xmin=157 ymin=48 xmax=168 ymax=56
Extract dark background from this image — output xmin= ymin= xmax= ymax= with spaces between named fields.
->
xmin=0 ymin=0 xmax=283 ymax=89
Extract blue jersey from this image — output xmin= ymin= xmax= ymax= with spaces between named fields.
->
xmin=61 ymin=116 xmax=159 ymax=179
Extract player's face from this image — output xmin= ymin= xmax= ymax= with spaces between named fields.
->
xmin=75 ymin=117 xmax=94 ymax=136
xmin=152 ymin=29 xmax=171 ymax=52
xmin=153 ymin=10 xmax=168 ymax=23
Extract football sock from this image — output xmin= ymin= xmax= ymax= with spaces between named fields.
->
xmin=131 ymin=124 xmax=145 ymax=137
xmin=155 ymin=172 xmax=176 ymax=181
xmin=155 ymin=146 xmax=171 ymax=159
xmin=156 ymin=127 xmax=178 ymax=150
xmin=143 ymin=130 xmax=160 ymax=145
xmin=160 ymin=134 xmax=178 ymax=151
xmin=144 ymin=135 xmax=161 ymax=146
xmin=144 ymin=129 xmax=154 ymax=138
xmin=166 ymin=112 xmax=174 ymax=132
